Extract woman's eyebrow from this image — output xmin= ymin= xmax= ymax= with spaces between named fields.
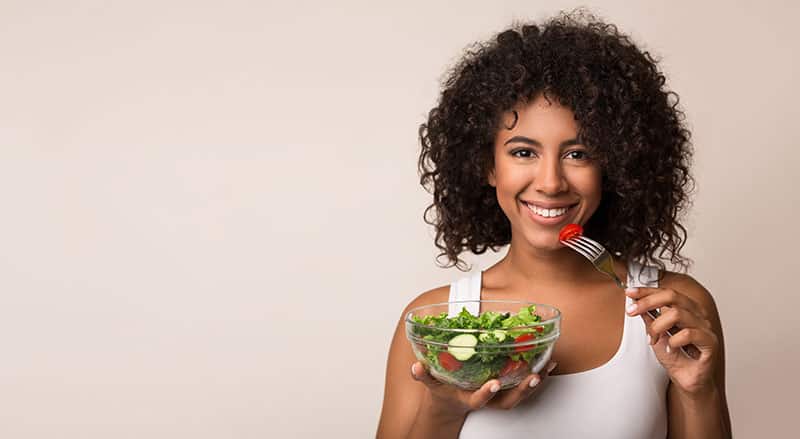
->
xmin=503 ymin=136 xmax=581 ymax=148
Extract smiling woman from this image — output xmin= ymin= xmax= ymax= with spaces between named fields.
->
xmin=414 ymin=16 xmax=694 ymax=277
xmin=377 ymin=9 xmax=731 ymax=439
xmin=488 ymin=96 xmax=602 ymax=252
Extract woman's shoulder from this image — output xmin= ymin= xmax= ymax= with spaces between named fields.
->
xmin=402 ymin=285 xmax=451 ymax=315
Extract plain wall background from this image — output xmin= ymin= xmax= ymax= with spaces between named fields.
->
xmin=1 ymin=1 xmax=798 ymax=437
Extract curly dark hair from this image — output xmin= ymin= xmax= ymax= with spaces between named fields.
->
xmin=418 ymin=10 xmax=694 ymax=272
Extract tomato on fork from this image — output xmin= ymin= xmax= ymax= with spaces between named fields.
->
xmin=559 ymin=223 xmax=583 ymax=241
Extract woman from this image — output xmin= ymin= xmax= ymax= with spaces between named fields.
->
xmin=377 ymin=11 xmax=731 ymax=439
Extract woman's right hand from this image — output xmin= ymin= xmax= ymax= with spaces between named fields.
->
xmin=409 ymin=360 xmax=557 ymax=417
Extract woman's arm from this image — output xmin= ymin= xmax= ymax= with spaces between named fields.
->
xmin=663 ymin=274 xmax=732 ymax=438
xmin=668 ymin=383 xmax=730 ymax=438
xmin=627 ymin=273 xmax=732 ymax=438
xmin=376 ymin=287 xmax=468 ymax=439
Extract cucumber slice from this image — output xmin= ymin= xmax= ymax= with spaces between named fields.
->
xmin=478 ymin=333 xmax=491 ymax=342
xmin=493 ymin=330 xmax=507 ymax=342
xmin=448 ymin=334 xmax=478 ymax=361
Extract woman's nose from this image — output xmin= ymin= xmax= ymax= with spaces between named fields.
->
xmin=534 ymin=157 xmax=568 ymax=195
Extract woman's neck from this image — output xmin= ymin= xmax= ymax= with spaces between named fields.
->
xmin=494 ymin=239 xmax=615 ymax=290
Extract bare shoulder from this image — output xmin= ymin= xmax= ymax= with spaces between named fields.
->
xmin=400 ymin=285 xmax=451 ymax=318
xmin=660 ymin=271 xmax=720 ymax=320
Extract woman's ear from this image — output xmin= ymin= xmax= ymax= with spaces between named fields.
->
xmin=488 ymin=169 xmax=496 ymax=187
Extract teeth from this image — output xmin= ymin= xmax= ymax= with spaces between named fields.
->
xmin=525 ymin=203 xmax=569 ymax=218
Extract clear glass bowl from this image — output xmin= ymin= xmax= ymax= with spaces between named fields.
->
xmin=405 ymin=300 xmax=561 ymax=391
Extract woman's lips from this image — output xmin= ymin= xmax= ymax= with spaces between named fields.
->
xmin=521 ymin=201 xmax=578 ymax=226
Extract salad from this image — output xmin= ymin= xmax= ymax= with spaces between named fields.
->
xmin=408 ymin=304 xmax=557 ymax=386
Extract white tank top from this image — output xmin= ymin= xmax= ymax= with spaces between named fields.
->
xmin=448 ymin=262 xmax=669 ymax=438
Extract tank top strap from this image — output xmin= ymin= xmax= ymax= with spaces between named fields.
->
xmin=624 ymin=261 xmax=660 ymax=325
xmin=623 ymin=260 xmax=667 ymax=375
xmin=626 ymin=261 xmax=660 ymax=289
xmin=447 ymin=271 xmax=482 ymax=316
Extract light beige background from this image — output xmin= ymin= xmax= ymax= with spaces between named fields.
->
xmin=1 ymin=1 xmax=797 ymax=437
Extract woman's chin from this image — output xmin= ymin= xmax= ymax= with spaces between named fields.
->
xmin=522 ymin=235 xmax=563 ymax=252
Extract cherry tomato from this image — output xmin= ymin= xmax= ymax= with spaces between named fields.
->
xmin=513 ymin=333 xmax=537 ymax=353
xmin=438 ymin=352 xmax=462 ymax=372
xmin=559 ymin=223 xmax=583 ymax=241
xmin=499 ymin=359 xmax=526 ymax=377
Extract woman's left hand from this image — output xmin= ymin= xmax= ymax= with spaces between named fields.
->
xmin=624 ymin=287 xmax=720 ymax=396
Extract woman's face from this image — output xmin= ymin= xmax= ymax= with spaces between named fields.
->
xmin=489 ymin=94 xmax=603 ymax=251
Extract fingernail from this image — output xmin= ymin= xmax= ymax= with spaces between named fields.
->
xmin=626 ymin=303 xmax=638 ymax=314
xmin=625 ymin=287 xmax=638 ymax=295
xmin=490 ymin=383 xmax=500 ymax=393
xmin=666 ymin=345 xmax=672 ymax=354
xmin=529 ymin=376 xmax=540 ymax=388
xmin=546 ymin=362 xmax=558 ymax=374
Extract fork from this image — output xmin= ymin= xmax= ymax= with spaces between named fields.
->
xmin=561 ymin=234 xmax=699 ymax=360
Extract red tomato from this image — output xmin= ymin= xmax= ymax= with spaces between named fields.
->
xmin=513 ymin=333 xmax=537 ymax=353
xmin=499 ymin=359 xmax=526 ymax=377
xmin=535 ymin=326 xmax=544 ymax=333
xmin=558 ymin=223 xmax=583 ymax=241
xmin=438 ymin=352 xmax=462 ymax=372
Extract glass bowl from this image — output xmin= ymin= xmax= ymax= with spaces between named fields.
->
xmin=405 ymin=300 xmax=561 ymax=391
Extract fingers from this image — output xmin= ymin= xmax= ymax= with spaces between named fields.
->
xmin=666 ymin=327 xmax=717 ymax=357
xmin=486 ymin=361 xmax=557 ymax=410
xmin=410 ymin=362 xmax=444 ymax=389
xmin=625 ymin=287 xmax=701 ymax=318
xmin=640 ymin=311 xmax=708 ymax=360
xmin=645 ymin=306 xmax=708 ymax=337
xmin=466 ymin=379 xmax=503 ymax=410
xmin=627 ymin=287 xmax=711 ymax=346
xmin=411 ymin=360 xmax=559 ymax=412
xmin=410 ymin=362 xmax=500 ymax=411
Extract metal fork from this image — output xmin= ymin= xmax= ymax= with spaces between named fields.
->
xmin=561 ymin=234 xmax=699 ymax=359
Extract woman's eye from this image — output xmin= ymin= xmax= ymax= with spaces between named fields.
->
xmin=511 ymin=149 xmax=536 ymax=158
xmin=565 ymin=150 xmax=589 ymax=160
